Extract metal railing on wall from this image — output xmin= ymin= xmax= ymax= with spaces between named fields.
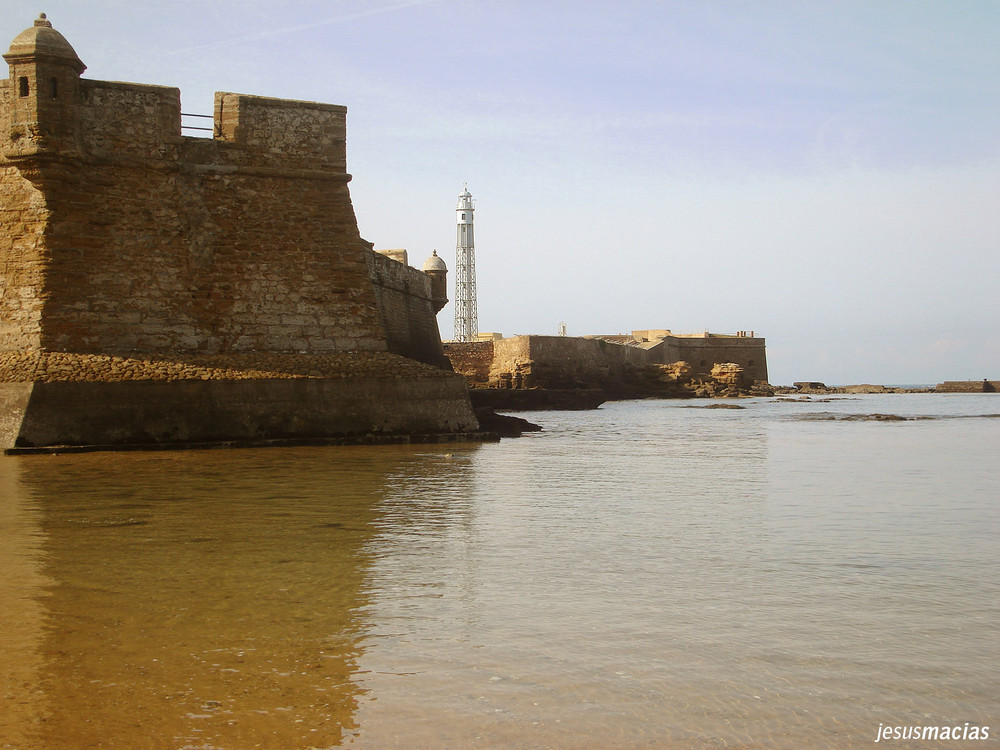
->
xmin=181 ymin=112 xmax=214 ymax=137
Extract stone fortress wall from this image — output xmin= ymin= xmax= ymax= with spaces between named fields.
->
xmin=935 ymin=380 xmax=998 ymax=393
xmin=1 ymin=79 xmax=421 ymax=359
xmin=0 ymin=15 xmax=476 ymax=450
xmin=447 ymin=331 xmax=767 ymax=392
xmin=366 ymin=249 xmax=450 ymax=370
xmin=635 ymin=330 xmax=768 ymax=383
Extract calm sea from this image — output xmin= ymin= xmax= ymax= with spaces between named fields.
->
xmin=1 ymin=394 xmax=997 ymax=750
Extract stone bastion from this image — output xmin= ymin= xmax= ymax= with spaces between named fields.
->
xmin=0 ymin=15 xmax=480 ymax=450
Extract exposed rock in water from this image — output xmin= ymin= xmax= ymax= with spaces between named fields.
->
xmin=844 ymin=413 xmax=909 ymax=421
xmin=801 ymin=413 xmax=921 ymax=422
xmin=775 ymin=383 xmax=935 ymax=395
xmin=474 ymin=408 xmax=542 ymax=437
xmin=791 ymin=381 xmax=828 ymax=392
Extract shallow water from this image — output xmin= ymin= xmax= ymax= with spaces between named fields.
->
xmin=1 ymin=394 xmax=997 ymax=749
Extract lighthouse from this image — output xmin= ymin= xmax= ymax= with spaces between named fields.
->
xmin=454 ymin=184 xmax=478 ymax=342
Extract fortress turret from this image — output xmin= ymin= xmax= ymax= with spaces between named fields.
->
xmin=3 ymin=14 xmax=86 ymax=161
xmin=422 ymin=250 xmax=449 ymax=313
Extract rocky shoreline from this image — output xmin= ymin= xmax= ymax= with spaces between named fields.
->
xmin=466 ymin=361 xmax=778 ymax=412
xmin=778 ymin=380 xmax=998 ymax=395
xmin=776 ymin=382 xmax=932 ymax=395
xmin=467 ymin=376 xmax=998 ymax=415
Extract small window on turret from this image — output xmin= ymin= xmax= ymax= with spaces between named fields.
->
xmin=19 ymin=77 xmax=29 ymax=97
xmin=51 ymin=77 xmax=58 ymax=99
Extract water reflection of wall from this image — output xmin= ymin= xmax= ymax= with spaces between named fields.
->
xmin=0 ymin=459 xmax=53 ymax=748
xmin=347 ymin=403 xmax=776 ymax=748
xmin=362 ymin=449 xmax=482 ymax=636
xmin=362 ymin=403 xmax=773 ymax=647
xmin=1 ymin=445 xmax=460 ymax=750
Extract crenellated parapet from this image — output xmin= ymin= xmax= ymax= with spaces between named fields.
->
xmin=76 ymin=80 xmax=182 ymax=161
xmin=2 ymin=17 xmax=349 ymax=178
xmin=212 ymin=92 xmax=348 ymax=173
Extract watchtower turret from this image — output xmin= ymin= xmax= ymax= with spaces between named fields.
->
xmin=422 ymin=250 xmax=449 ymax=313
xmin=3 ymin=13 xmax=86 ymax=160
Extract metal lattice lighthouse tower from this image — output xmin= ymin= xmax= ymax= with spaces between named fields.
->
xmin=454 ymin=183 xmax=478 ymax=342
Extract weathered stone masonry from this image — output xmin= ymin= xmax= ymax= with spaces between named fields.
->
xmin=367 ymin=249 xmax=451 ymax=370
xmin=447 ymin=331 xmax=767 ymax=395
xmin=0 ymin=15 xmax=476 ymax=449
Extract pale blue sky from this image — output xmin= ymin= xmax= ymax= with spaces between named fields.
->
xmin=4 ymin=1 xmax=998 ymax=384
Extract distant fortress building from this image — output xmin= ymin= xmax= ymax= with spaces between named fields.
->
xmin=440 ymin=187 xmax=767 ymax=389
xmin=0 ymin=15 xmax=480 ymax=450
xmin=445 ymin=330 xmax=767 ymax=394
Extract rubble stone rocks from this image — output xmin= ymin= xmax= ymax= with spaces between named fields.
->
xmin=711 ymin=362 xmax=744 ymax=386
xmin=0 ymin=350 xmax=447 ymax=383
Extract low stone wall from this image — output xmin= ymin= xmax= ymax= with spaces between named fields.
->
xmin=513 ymin=336 xmax=640 ymax=389
xmin=0 ymin=350 xmax=479 ymax=450
xmin=443 ymin=341 xmax=494 ymax=385
xmin=1 ymin=376 xmax=477 ymax=450
xmin=444 ymin=333 xmax=773 ymax=403
xmin=935 ymin=381 xmax=999 ymax=393
xmin=476 ymin=335 xmax=641 ymax=390
xmin=446 ymin=335 xmax=769 ymax=390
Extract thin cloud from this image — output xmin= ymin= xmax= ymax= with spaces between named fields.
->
xmin=166 ymin=0 xmax=445 ymax=55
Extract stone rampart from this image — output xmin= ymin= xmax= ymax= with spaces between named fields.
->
xmin=367 ymin=250 xmax=451 ymax=369
xmin=1 ymin=80 xmax=383 ymax=356
xmin=0 ymin=15 xmax=470 ymax=449
xmin=445 ymin=331 xmax=770 ymax=402
xmin=485 ymin=335 xmax=641 ymax=390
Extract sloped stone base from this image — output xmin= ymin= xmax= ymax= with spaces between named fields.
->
xmin=0 ymin=374 xmax=481 ymax=451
